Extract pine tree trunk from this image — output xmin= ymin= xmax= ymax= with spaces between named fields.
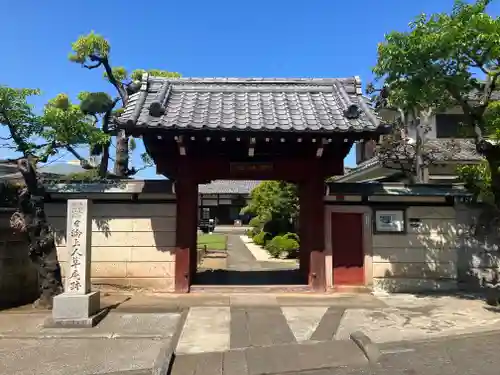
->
xmin=486 ymin=152 xmax=500 ymax=210
xmin=15 ymin=159 xmax=63 ymax=309
xmin=98 ymin=142 xmax=110 ymax=178
xmin=114 ymin=130 xmax=129 ymax=177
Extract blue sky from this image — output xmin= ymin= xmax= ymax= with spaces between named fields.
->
xmin=2 ymin=0 xmax=499 ymax=179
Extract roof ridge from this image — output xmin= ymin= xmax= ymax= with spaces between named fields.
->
xmin=147 ymin=76 xmax=359 ymax=85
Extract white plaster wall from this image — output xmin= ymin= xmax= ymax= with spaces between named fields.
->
xmin=46 ymin=202 xmax=177 ymax=292
xmin=372 ymin=206 xmax=457 ymax=292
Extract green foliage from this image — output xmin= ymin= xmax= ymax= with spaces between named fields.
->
xmin=246 ymin=227 xmax=260 ymax=238
xmin=252 ymin=231 xmax=271 ymax=246
xmin=79 ymin=92 xmax=113 ymax=115
xmin=373 ymin=0 xmax=500 ymax=204
xmin=264 ymin=234 xmax=300 ymax=258
xmin=64 ymin=169 xmax=104 ymax=182
xmin=130 ymin=69 xmax=181 ymax=81
xmin=0 ymin=180 xmax=20 ymax=207
xmin=485 ymin=101 xmax=500 ymax=140
xmin=140 ymin=152 xmax=153 ymax=166
xmin=0 ymin=87 xmax=105 ymax=164
xmin=242 ymin=181 xmax=298 ymax=221
xmin=129 ymin=137 xmax=137 ymax=152
xmin=373 ymin=0 xmax=500 ymax=131
xmin=248 ymin=215 xmax=267 ymax=230
xmin=104 ymin=66 xmax=128 ymax=82
xmin=43 ymin=93 xmax=108 ymax=147
xmin=69 ymin=31 xmax=182 ymax=178
xmin=457 ymin=161 xmax=494 ymax=204
xmin=69 ymin=31 xmax=110 ymax=64
xmin=262 ymin=217 xmax=294 ymax=238
xmin=0 ymin=87 xmax=42 ymax=154
xmin=282 ymin=232 xmax=300 ymax=243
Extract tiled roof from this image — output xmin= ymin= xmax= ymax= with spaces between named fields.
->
xmin=336 ymin=139 xmax=481 ymax=182
xmin=326 ymin=182 xmax=471 ymax=197
xmin=115 ymin=76 xmax=383 ymax=133
xmin=198 ymin=180 xmax=260 ymax=194
xmin=383 ymin=138 xmax=480 ymax=162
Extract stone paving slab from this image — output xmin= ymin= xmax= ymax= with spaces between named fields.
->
xmin=170 ymin=340 xmax=368 ymax=375
xmin=322 ymin=331 xmax=500 ymax=375
xmin=0 ymin=312 xmax=182 ymax=339
xmin=176 ymin=307 xmax=231 ymax=354
xmin=175 ymin=306 xmax=345 ymax=354
xmin=336 ymin=294 xmax=500 ymax=343
xmin=0 ymin=338 xmax=166 ymax=375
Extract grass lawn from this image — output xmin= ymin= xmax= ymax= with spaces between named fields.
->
xmin=197 ymin=233 xmax=227 ymax=250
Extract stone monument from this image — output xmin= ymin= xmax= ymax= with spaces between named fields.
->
xmin=45 ymin=199 xmax=105 ymax=327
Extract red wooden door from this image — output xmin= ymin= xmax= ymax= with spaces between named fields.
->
xmin=331 ymin=213 xmax=364 ymax=285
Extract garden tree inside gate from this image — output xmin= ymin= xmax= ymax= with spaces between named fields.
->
xmin=371 ymin=0 xmax=500 ymax=207
xmin=242 ymin=180 xmax=300 ymax=258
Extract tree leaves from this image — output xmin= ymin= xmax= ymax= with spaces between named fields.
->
xmin=372 ymin=0 xmax=500 ymax=196
xmin=68 ymin=31 xmax=110 ymax=65
xmin=241 ymin=181 xmax=298 ymax=221
xmin=130 ymin=69 xmax=181 ymax=81
xmin=69 ymin=31 xmax=182 ymax=178
xmin=373 ymin=0 xmax=500 ymax=126
xmin=79 ymin=92 xmax=113 ymax=115
xmin=0 ymin=85 xmax=108 ymax=166
xmin=0 ymin=86 xmax=44 ymax=155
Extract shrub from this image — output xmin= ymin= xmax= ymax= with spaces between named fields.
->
xmin=262 ymin=217 xmax=294 ymax=237
xmin=283 ymin=232 xmax=300 ymax=243
xmin=249 ymin=216 xmax=266 ymax=229
xmin=253 ymin=231 xmax=272 ymax=246
xmin=265 ymin=234 xmax=300 ymax=258
xmin=246 ymin=226 xmax=260 ymax=238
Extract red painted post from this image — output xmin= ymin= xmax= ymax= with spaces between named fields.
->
xmin=174 ymin=177 xmax=198 ymax=293
xmin=299 ymin=176 xmax=326 ymax=292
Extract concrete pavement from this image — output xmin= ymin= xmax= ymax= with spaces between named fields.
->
xmin=2 ymin=292 xmax=500 ymax=374
xmin=3 ymin=286 xmax=500 ymax=373
xmin=315 ymin=331 xmax=500 ymax=375
xmin=0 ymin=311 xmax=183 ymax=375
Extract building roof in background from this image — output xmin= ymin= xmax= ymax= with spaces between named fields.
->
xmin=326 ymin=182 xmax=471 ymax=197
xmin=199 ymin=180 xmax=260 ymax=194
xmin=0 ymin=160 xmax=87 ymax=182
xmin=115 ymin=76 xmax=384 ymax=133
xmin=336 ymin=139 xmax=481 ymax=182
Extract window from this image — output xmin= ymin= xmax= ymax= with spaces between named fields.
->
xmin=435 ymin=114 xmax=474 ymax=138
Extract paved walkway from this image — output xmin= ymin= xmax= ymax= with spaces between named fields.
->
xmin=196 ymin=235 xmax=301 ymax=286
xmin=0 ymin=311 xmax=182 ymax=374
xmin=175 ymin=305 xmax=344 ymax=355
xmin=3 ymin=292 xmax=500 ymax=374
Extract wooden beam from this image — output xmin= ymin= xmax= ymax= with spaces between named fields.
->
xmin=315 ymin=138 xmax=328 ymax=158
xmin=175 ymin=136 xmax=186 ymax=156
xmin=248 ymin=137 xmax=256 ymax=157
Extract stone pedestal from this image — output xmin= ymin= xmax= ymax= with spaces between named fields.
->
xmin=46 ymin=291 xmax=106 ymax=328
xmin=46 ymin=199 xmax=106 ymax=328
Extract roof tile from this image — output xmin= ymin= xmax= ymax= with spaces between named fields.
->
xmin=115 ymin=77 xmax=383 ymax=133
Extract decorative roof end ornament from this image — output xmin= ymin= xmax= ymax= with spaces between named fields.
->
xmin=149 ymin=101 xmax=166 ymax=117
xmin=149 ymin=81 xmax=171 ymax=117
xmin=344 ymin=104 xmax=361 ymax=119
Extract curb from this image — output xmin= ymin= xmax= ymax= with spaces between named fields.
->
xmin=377 ymin=326 xmax=500 ymax=348
xmin=349 ymin=331 xmax=380 ymax=364
xmin=0 ymin=333 xmax=170 ymax=339
xmin=152 ymin=309 xmax=189 ymax=375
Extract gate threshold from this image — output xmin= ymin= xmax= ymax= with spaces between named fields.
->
xmin=189 ymin=284 xmax=312 ymax=293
